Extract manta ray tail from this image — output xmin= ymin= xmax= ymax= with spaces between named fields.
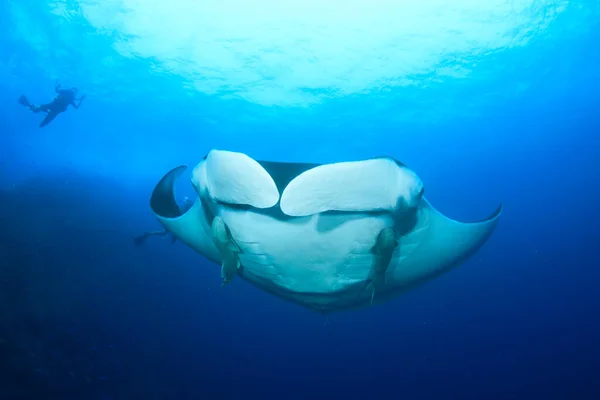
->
xmin=18 ymin=95 xmax=30 ymax=107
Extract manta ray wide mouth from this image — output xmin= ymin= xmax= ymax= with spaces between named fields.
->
xmin=149 ymin=149 xmax=502 ymax=313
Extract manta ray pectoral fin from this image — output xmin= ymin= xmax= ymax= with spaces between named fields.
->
xmin=420 ymin=199 xmax=502 ymax=270
xmin=149 ymin=166 xmax=220 ymax=263
xmin=382 ymin=199 xmax=503 ymax=295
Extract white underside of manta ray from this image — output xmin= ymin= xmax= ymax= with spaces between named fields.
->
xmin=149 ymin=149 xmax=502 ymax=313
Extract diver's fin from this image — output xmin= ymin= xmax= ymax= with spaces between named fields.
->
xmin=134 ymin=234 xmax=148 ymax=246
xmin=18 ymin=95 xmax=30 ymax=107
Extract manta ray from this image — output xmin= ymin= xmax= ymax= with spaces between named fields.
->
xmin=149 ymin=149 xmax=501 ymax=313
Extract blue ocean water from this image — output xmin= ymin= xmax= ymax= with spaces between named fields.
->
xmin=1 ymin=0 xmax=600 ymax=399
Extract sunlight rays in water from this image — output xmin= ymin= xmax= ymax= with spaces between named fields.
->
xmin=55 ymin=0 xmax=569 ymax=107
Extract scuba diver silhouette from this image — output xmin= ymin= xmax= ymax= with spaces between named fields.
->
xmin=18 ymin=84 xmax=86 ymax=128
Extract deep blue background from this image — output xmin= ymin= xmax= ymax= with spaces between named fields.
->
xmin=1 ymin=1 xmax=600 ymax=399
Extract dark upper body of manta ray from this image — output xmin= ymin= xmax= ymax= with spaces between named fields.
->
xmin=147 ymin=149 xmax=502 ymax=314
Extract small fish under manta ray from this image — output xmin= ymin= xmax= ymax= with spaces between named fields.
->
xmin=147 ymin=149 xmax=502 ymax=314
